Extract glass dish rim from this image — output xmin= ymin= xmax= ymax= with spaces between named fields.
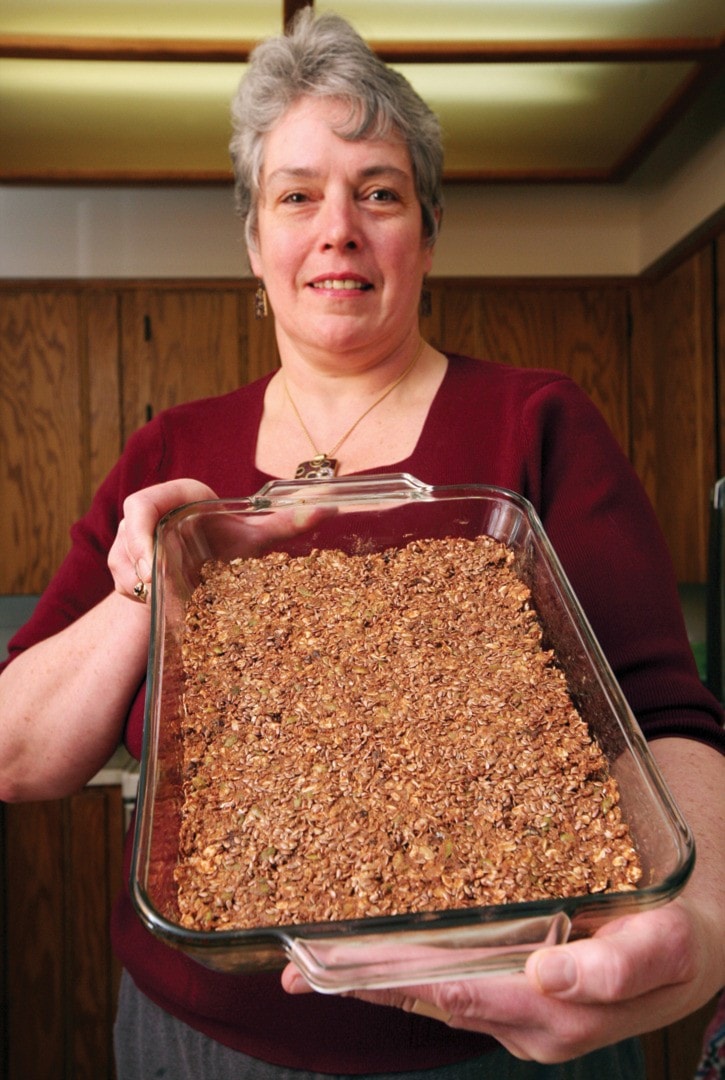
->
xmin=130 ymin=473 xmax=696 ymax=973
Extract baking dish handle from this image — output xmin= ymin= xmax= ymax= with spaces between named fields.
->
xmin=285 ymin=910 xmax=572 ymax=993
xmin=251 ymin=472 xmax=436 ymax=508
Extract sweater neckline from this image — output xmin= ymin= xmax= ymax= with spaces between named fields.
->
xmin=249 ymin=353 xmax=455 ymax=486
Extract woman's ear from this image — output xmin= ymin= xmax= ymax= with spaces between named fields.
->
xmin=247 ymin=245 xmax=262 ymax=279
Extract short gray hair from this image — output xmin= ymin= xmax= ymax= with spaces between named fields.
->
xmin=230 ymin=8 xmax=444 ymax=249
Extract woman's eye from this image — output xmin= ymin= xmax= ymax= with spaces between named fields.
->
xmin=367 ymin=188 xmax=398 ymax=203
xmin=282 ymin=191 xmax=309 ymax=204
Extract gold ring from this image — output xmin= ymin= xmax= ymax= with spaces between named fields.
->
xmin=133 ymin=580 xmax=148 ymax=602
xmin=410 ymin=999 xmax=453 ymax=1024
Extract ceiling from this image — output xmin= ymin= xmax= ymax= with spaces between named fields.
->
xmin=1 ymin=0 xmax=723 ymax=185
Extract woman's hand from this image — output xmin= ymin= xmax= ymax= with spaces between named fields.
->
xmin=0 ymin=478 xmax=219 ymax=801
xmin=108 ymin=478 xmax=218 ymax=601
xmin=107 ymin=477 xmax=334 ymax=601
xmin=283 ymin=739 xmax=724 ymax=1063
xmin=285 ymin=903 xmax=703 ymax=1063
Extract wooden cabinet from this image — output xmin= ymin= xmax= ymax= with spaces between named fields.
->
xmin=119 ymin=288 xmax=246 ymax=440
xmin=84 ymin=290 xmax=123 ymax=496
xmin=1 ymin=259 xmax=721 ymax=587
xmin=431 ymin=281 xmax=631 ymax=453
xmin=0 ymin=282 xmax=279 ymax=593
xmin=0 ymin=290 xmax=88 ymax=593
xmin=631 ymin=247 xmax=718 ymax=582
xmin=1 ymin=786 xmax=124 ymax=1080
xmin=119 ymin=285 xmax=281 ymax=443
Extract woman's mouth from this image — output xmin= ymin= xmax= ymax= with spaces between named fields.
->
xmin=310 ymin=278 xmax=373 ymax=291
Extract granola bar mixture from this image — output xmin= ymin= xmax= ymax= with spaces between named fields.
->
xmin=175 ymin=535 xmax=642 ymax=930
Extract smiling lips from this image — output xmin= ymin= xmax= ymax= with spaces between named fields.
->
xmin=310 ymin=278 xmax=373 ymax=291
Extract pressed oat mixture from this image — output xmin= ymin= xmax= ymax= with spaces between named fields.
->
xmin=175 ymin=535 xmax=642 ymax=931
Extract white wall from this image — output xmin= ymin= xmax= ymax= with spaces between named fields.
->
xmin=0 ymin=124 xmax=722 ymax=280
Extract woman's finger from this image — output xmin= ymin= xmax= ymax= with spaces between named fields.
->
xmin=108 ymin=479 xmax=219 ymax=598
xmin=126 ymin=479 xmax=219 ymax=579
xmin=526 ymin=904 xmax=696 ymax=1005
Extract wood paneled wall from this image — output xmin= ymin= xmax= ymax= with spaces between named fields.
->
xmin=0 ymin=291 xmax=88 ymax=593
xmin=2 ymin=238 xmax=721 ymax=590
xmin=424 ymin=281 xmax=631 ymax=455
xmin=2 ymin=787 xmax=123 ymax=1079
xmin=631 ymin=248 xmax=718 ymax=582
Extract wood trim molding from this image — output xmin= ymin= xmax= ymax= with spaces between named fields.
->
xmin=1 ymin=32 xmax=722 ymax=63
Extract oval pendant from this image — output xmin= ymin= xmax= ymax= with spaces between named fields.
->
xmin=294 ymin=456 xmax=338 ymax=480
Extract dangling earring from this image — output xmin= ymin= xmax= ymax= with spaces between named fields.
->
xmin=254 ymin=281 xmax=269 ymax=319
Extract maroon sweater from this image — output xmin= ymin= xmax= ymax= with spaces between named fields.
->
xmin=5 ymin=355 xmax=723 ymax=1072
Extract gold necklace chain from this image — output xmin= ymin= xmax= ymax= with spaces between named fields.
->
xmin=284 ymin=339 xmax=425 ymax=479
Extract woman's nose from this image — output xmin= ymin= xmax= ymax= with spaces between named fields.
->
xmin=319 ymin=195 xmax=361 ymax=251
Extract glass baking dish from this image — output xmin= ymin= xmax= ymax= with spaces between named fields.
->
xmin=130 ymin=474 xmax=694 ymax=992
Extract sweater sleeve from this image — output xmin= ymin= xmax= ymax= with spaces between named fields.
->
xmin=519 ymin=375 xmax=724 ymax=749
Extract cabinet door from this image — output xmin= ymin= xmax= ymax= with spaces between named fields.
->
xmin=631 ymin=249 xmax=716 ymax=581
xmin=436 ymin=282 xmax=631 ymax=455
xmin=2 ymin=786 xmax=124 ymax=1080
xmin=84 ymin=289 xmax=123 ymax=496
xmin=0 ymin=290 xmax=87 ymax=592
xmin=120 ymin=288 xmax=246 ymax=442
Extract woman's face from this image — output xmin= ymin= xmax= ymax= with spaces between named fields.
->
xmin=248 ymin=95 xmax=435 ymax=368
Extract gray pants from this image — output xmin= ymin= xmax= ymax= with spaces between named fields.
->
xmin=114 ymin=971 xmax=645 ymax=1080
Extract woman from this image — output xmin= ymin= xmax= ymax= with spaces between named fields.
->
xmin=0 ymin=10 xmax=722 ymax=1079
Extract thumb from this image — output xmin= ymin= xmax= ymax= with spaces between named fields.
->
xmin=526 ymin=905 xmax=695 ymax=1004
